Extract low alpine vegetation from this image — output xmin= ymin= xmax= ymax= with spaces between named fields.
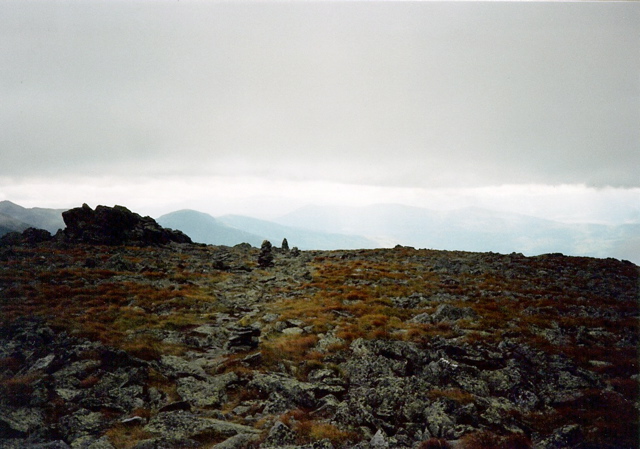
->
xmin=1 ymin=232 xmax=637 ymax=448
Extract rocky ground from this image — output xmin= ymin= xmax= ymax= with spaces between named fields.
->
xmin=0 ymin=206 xmax=638 ymax=449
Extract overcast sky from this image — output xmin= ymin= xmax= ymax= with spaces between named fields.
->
xmin=1 ymin=1 xmax=638 ymax=222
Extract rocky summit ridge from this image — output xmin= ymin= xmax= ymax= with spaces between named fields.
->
xmin=1 ymin=203 xmax=192 ymax=247
xmin=0 ymin=205 xmax=638 ymax=449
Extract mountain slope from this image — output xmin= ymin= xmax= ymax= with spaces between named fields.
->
xmin=0 ymin=212 xmax=32 ymax=235
xmin=157 ymin=210 xmax=264 ymax=247
xmin=0 ymin=201 xmax=65 ymax=234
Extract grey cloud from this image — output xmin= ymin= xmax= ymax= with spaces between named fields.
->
xmin=1 ymin=1 xmax=637 ymax=187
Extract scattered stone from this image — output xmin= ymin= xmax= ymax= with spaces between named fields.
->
xmin=537 ymin=424 xmax=583 ymax=449
xmin=262 ymin=421 xmax=296 ymax=447
xmin=175 ymin=372 xmax=238 ymax=407
xmin=281 ymin=326 xmax=304 ymax=336
xmin=431 ymin=304 xmax=478 ymax=323
xmin=249 ymin=373 xmax=318 ymax=409
xmin=370 ymin=429 xmax=389 ymax=449
xmin=226 ymin=326 xmax=260 ymax=351
xmin=212 ymin=432 xmax=260 ymax=449
xmin=0 ymin=407 xmax=45 ymax=437
xmin=132 ymin=438 xmax=200 ymax=449
xmin=145 ymin=411 xmax=258 ymax=440
xmin=157 ymin=355 xmax=207 ymax=380
xmin=120 ymin=416 xmax=146 ymax=426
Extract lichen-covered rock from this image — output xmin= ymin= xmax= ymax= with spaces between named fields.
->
xmin=261 ymin=421 xmax=296 ymax=447
xmin=0 ymin=407 xmax=45 ymax=437
xmin=132 ymin=437 xmax=200 ymax=449
xmin=536 ymin=424 xmax=583 ymax=449
xmin=213 ymin=433 xmax=261 ymax=449
xmin=0 ymin=318 xmax=151 ymax=448
xmin=249 ymin=373 xmax=317 ymax=409
xmin=59 ymin=409 xmax=107 ymax=443
xmin=157 ymin=355 xmax=207 ymax=380
xmin=144 ymin=411 xmax=258 ymax=440
xmin=369 ymin=429 xmax=389 ymax=449
xmin=430 ymin=304 xmax=478 ymax=323
xmin=175 ymin=372 xmax=238 ymax=407
xmin=69 ymin=434 xmax=115 ymax=449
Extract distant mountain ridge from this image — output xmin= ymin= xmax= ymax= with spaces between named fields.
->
xmin=0 ymin=213 xmax=32 ymax=236
xmin=275 ymin=203 xmax=640 ymax=264
xmin=1 ymin=201 xmax=637 ymax=264
xmin=0 ymin=201 xmax=65 ymax=235
xmin=157 ymin=210 xmax=265 ymax=247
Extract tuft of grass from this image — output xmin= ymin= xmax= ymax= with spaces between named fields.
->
xmin=0 ymin=373 xmax=41 ymax=404
xmin=418 ymin=439 xmax=452 ymax=449
xmin=280 ymin=409 xmax=358 ymax=446
xmin=261 ymin=334 xmax=320 ymax=370
xmin=460 ymin=430 xmax=532 ymax=449
xmin=427 ymin=388 xmax=475 ymax=405
xmin=79 ymin=375 xmax=101 ymax=389
xmin=296 ymin=420 xmax=357 ymax=445
xmin=105 ymin=422 xmax=154 ymax=449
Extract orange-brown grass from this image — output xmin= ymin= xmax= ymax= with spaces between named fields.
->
xmin=280 ymin=409 xmax=358 ymax=446
xmin=418 ymin=439 xmax=452 ymax=449
xmin=79 ymin=375 xmax=101 ymax=389
xmin=120 ymin=336 xmax=169 ymax=361
xmin=460 ymin=430 xmax=532 ymax=449
xmin=1 ymin=255 xmax=212 ymax=356
xmin=294 ymin=420 xmax=357 ymax=446
xmin=0 ymin=372 xmax=40 ymax=404
xmin=105 ymin=422 xmax=153 ymax=449
xmin=427 ymin=388 xmax=475 ymax=405
xmin=401 ymin=322 xmax=457 ymax=344
xmin=269 ymin=256 xmax=430 ymax=344
xmin=261 ymin=334 xmax=321 ymax=369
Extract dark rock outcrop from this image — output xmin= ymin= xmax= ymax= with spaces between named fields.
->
xmin=62 ymin=204 xmax=192 ymax=246
xmin=0 ymin=227 xmax=52 ymax=246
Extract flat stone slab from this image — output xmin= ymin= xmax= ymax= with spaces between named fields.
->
xmin=145 ymin=411 xmax=259 ymax=440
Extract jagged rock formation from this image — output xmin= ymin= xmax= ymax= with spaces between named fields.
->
xmin=0 ymin=229 xmax=638 ymax=448
xmin=1 ymin=204 xmax=192 ymax=248
xmin=0 ymin=227 xmax=53 ymax=246
xmin=62 ymin=204 xmax=192 ymax=246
